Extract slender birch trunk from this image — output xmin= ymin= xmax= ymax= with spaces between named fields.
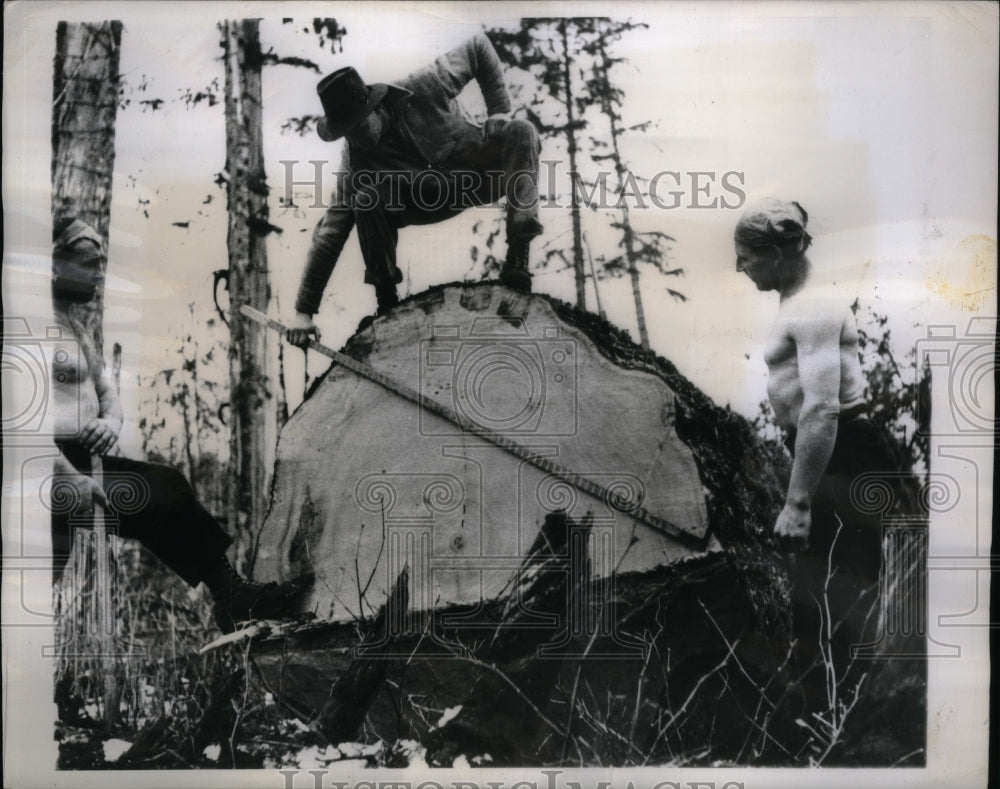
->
xmin=558 ymin=19 xmax=587 ymax=311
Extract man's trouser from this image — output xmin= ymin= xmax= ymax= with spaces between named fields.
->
xmin=52 ymin=443 xmax=233 ymax=587
xmin=353 ymin=118 xmax=543 ymax=288
xmin=784 ymin=416 xmax=915 ymax=707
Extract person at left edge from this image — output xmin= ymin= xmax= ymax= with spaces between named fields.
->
xmin=50 ymin=210 xmax=306 ymax=634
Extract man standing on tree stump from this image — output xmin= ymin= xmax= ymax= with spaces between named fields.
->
xmin=733 ymin=199 xmax=906 ymax=709
xmin=286 ymin=33 xmax=542 ymax=347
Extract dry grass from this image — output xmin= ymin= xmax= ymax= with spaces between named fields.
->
xmin=53 ymin=540 xmax=322 ymax=769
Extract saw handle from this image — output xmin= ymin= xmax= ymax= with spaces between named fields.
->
xmin=285 ymin=312 xmax=321 ymax=349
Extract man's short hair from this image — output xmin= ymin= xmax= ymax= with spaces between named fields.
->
xmin=735 ymin=198 xmax=812 ymax=255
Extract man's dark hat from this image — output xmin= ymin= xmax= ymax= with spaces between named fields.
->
xmin=316 ymin=67 xmax=389 ymax=142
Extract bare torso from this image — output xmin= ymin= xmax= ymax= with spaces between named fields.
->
xmin=763 ymin=291 xmax=866 ymax=431
xmin=51 ymin=325 xmax=100 ymax=440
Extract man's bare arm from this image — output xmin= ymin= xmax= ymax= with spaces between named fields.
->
xmin=77 ymin=366 xmax=122 ymax=456
xmin=775 ymin=314 xmax=843 ymax=544
xmin=788 ymin=314 xmax=842 ymax=504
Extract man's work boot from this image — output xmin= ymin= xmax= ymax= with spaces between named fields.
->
xmin=204 ymin=556 xmax=305 ymax=633
xmin=359 ymin=284 xmax=399 ymax=332
xmin=499 ymin=240 xmax=533 ymax=293
xmin=375 ymin=283 xmax=399 ymax=316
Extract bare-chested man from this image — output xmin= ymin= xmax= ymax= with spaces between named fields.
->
xmin=50 ymin=212 xmax=303 ymax=633
xmin=734 ymin=199 xmax=901 ymax=702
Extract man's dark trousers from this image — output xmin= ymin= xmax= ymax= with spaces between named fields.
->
xmin=786 ymin=417 xmax=909 ymax=705
xmin=52 ymin=443 xmax=232 ymax=586
xmin=352 ymin=118 xmax=542 ymax=288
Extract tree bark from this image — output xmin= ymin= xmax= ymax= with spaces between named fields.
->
xmin=111 ymin=342 xmax=122 ymax=392
xmin=51 ymin=20 xmax=124 ymax=731
xmin=558 ymin=20 xmax=587 ymax=312
xmin=591 ymin=30 xmax=649 ymax=349
xmin=51 ymin=20 xmax=122 ymax=359
xmin=220 ymin=19 xmax=273 ymax=564
xmin=621 ymin=204 xmax=649 ymax=349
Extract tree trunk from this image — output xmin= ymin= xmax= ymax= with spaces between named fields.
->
xmin=51 ymin=20 xmax=124 ymax=731
xmin=111 ymin=342 xmax=122 ymax=392
xmin=620 ymin=205 xmax=649 ymax=350
xmin=185 ymin=315 xmax=206 ymax=498
xmin=592 ymin=32 xmax=649 ymax=349
xmin=51 ymin=20 xmax=122 ymax=359
xmin=220 ymin=19 xmax=273 ymax=568
xmin=559 ymin=20 xmax=587 ymax=312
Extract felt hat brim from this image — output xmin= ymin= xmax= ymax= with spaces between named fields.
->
xmin=317 ymin=83 xmax=390 ymax=142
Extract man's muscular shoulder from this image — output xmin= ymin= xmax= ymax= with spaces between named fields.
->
xmin=781 ymin=310 xmax=848 ymax=356
xmin=779 ymin=289 xmax=851 ymax=335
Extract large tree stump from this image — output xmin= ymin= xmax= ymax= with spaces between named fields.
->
xmin=247 ymin=282 xmax=794 ymax=761
xmin=253 ymin=283 xmax=715 ymax=621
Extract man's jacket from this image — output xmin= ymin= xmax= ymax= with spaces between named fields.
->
xmin=295 ymin=34 xmax=512 ymax=315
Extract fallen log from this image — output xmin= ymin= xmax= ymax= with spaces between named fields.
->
xmin=425 ymin=511 xmax=594 ymax=765
xmin=313 ymin=566 xmax=410 ymax=744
